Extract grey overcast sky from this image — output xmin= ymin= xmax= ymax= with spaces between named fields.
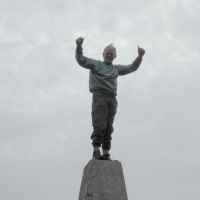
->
xmin=0 ymin=0 xmax=200 ymax=200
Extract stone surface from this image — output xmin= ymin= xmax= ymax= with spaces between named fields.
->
xmin=78 ymin=160 xmax=128 ymax=200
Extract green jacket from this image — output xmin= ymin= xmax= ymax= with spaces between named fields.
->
xmin=75 ymin=44 xmax=142 ymax=96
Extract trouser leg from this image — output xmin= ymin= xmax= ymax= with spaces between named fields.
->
xmin=91 ymin=94 xmax=108 ymax=147
xmin=102 ymin=98 xmax=118 ymax=150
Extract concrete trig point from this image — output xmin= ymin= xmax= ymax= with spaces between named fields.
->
xmin=78 ymin=160 xmax=128 ymax=200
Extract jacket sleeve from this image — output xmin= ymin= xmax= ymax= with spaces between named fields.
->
xmin=116 ymin=56 xmax=143 ymax=76
xmin=75 ymin=44 xmax=95 ymax=70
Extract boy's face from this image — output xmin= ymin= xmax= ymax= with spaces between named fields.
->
xmin=103 ymin=48 xmax=116 ymax=64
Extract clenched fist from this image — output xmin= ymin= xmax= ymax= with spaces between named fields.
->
xmin=76 ymin=37 xmax=84 ymax=45
xmin=138 ymin=46 xmax=145 ymax=57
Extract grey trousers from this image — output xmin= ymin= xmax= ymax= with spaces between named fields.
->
xmin=91 ymin=90 xmax=118 ymax=150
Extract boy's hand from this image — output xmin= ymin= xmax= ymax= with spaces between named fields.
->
xmin=138 ymin=46 xmax=145 ymax=57
xmin=76 ymin=37 xmax=84 ymax=45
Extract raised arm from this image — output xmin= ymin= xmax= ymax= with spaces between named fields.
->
xmin=117 ymin=46 xmax=145 ymax=75
xmin=75 ymin=37 xmax=95 ymax=70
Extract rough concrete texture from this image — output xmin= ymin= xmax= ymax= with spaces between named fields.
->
xmin=78 ymin=160 xmax=128 ymax=200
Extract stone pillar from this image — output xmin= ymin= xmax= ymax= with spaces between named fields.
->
xmin=78 ymin=160 xmax=128 ymax=200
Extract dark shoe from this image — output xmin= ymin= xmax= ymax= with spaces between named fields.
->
xmin=92 ymin=149 xmax=101 ymax=159
xmin=99 ymin=153 xmax=111 ymax=160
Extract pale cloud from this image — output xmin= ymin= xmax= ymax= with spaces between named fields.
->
xmin=0 ymin=0 xmax=200 ymax=200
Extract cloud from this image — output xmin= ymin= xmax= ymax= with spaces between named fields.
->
xmin=0 ymin=0 xmax=200 ymax=200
